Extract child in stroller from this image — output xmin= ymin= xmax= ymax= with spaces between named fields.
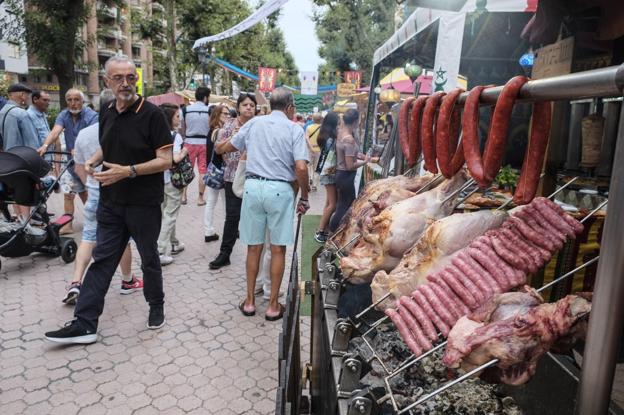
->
xmin=0 ymin=146 xmax=77 ymax=272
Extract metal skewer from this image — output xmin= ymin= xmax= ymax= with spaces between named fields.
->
xmin=354 ymin=292 xmax=391 ymax=321
xmin=547 ymin=176 xmax=579 ymax=199
xmin=414 ymin=174 xmax=444 ymax=195
xmin=495 ymin=173 xmax=548 ymax=211
xmin=580 ymin=200 xmax=608 ymax=224
xmin=441 ymin=178 xmax=475 ymax=205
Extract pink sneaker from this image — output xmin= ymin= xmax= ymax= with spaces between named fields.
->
xmin=120 ymin=276 xmax=144 ymax=295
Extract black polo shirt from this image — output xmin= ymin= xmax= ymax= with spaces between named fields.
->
xmin=99 ymin=96 xmax=172 ymax=206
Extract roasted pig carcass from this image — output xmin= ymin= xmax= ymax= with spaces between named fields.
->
xmin=443 ymin=288 xmax=592 ymax=385
xmin=329 ymin=174 xmax=435 ymax=254
xmin=372 ymin=210 xmax=508 ymax=310
xmin=340 ymin=172 xmax=468 ymax=283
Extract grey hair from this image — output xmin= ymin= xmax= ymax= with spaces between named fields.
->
xmin=104 ymin=55 xmax=136 ymax=75
xmin=270 ymin=87 xmax=294 ymax=111
xmin=65 ymin=88 xmax=85 ymax=101
xmin=99 ymin=88 xmax=115 ymax=110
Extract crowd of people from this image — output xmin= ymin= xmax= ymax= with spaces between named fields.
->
xmin=0 ymin=54 xmax=377 ymax=345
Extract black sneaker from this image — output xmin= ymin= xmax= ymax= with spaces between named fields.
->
xmin=147 ymin=305 xmax=165 ymax=330
xmin=209 ymin=253 xmax=231 ymax=270
xmin=45 ymin=320 xmax=97 ymax=344
xmin=204 ymin=234 xmax=219 ymax=243
xmin=314 ymin=230 xmax=328 ymax=243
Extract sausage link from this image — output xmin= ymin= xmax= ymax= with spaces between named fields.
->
xmin=386 ymin=308 xmax=423 ymax=356
xmin=430 ymin=279 xmax=466 ymax=318
xmin=536 ymin=197 xmax=585 ymax=234
xmin=483 ymin=76 xmax=528 ymax=182
xmin=408 ymin=96 xmax=428 ymax=167
xmin=437 ymin=268 xmax=479 ymax=309
xmin=513 ymin=101 xmax=552 ymax=204
xmin=397 ymin=303 xmax=433 ymax=351
xmin=462 ymin=86 xmax=488 ymax=187
xmin=419 ymin=284 xmax=457 ymax=327
xmin=449 ymin=107 xmax=465 ymax=176
xmin=446 ymin=265 xmax=486 ymax=304
xmin=522 ymin=205 xmax=567 ymax=243
xmin=501 ymin=226 xmax=551 ymax=265
xmin=476 ymin=235 xmax=527 ymax=286
xmin=533 ymin=198 xmax=576 ymax=239
xmin=400 ymin=296 xmax=439 ymax=341
xmin=488 ymin=231 xmax=533 ymax=272
xmin=436 ymin=88 xmax=465 ymax=178
xmin=505 ymin=216 xmax=554 ymax=251
xmin=495 ymin=228 xmax=542 ymax=271
xmin=468 ymin=246 xmax=511 ymax=291
xmin=453 ymin=251 xmax=500 ymax=294
xmin=434 ymin=277 xmax=471 ymax=315
xmin=399 ymin=97 xmax=416 ymax=164
xmin=421 ymin=92 xmax=445 ymax=173
xmin=412 ymin=289 xmax=451 ymax=337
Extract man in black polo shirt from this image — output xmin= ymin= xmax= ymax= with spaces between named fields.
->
xmin=45 ymin=56 xmax=173 ymax=344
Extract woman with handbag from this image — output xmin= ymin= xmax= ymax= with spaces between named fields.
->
xmin=209 ymin=92 xmax=257 ymax=270
xmin=203 ymin=105 xmax=229 ymax=243
xmin=157 ymin=103 xmax=189 ymax=266
xmin=314 ymin=111 xmax=339 ymax=243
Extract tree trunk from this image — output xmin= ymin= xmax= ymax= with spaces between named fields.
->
xmin=165 ymin=0 xmax=177 ymax=91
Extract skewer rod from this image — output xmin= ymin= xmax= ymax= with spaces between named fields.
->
xmin=355 ymin=293 xmax=391 ymax=320
xmin=547 ymin=176 xmax=579 ymax=199
xmin=537 ymin=256 xmax=599 ymax=293
xmin=580 ymin=200 xmax=608 ymax=224
xmin=441 ymin=178 xmax=475 ymax=204
xmin=415 ymin=174 xmax=443 ymax=195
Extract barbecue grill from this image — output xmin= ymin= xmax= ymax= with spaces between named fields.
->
xmin=277 ymin=64 xmax=624 ymax=415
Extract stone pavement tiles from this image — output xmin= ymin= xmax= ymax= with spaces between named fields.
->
xmin=0 ymin=182 xmax=324 ymax=414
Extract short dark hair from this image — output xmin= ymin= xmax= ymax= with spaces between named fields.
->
xmin=31 ymin=89 xmax=43 ymax=101
xmin=343 ymin=109 xmax=359 ymax=126
xmin=159 ymin=103 xmax=180 ymax=130
xmin=195 ymin=86 xmax=211 ymax=102
xmin=236 ymin=92 xmax=257 ymax=112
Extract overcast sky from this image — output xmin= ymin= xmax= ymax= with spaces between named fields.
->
xmin=277 ymin=0 xmax=323 ymax=72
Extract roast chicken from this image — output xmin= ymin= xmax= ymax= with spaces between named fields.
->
xmin=371 ymin=210 xmax=508 ymax=310
xmin=340 ymin=172 xmax=467 ymax=283
xmin=443 ymin=288 xmax=592 ymax=385
xmin=329 ymin=174 xmax=435 ymax=255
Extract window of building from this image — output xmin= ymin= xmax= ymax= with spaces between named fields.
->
xmin=8 ymin=42 xmax=21 ymax=59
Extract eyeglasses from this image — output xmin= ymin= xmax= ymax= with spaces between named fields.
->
xmin=107 ymin=74 xmax=138 ymax=84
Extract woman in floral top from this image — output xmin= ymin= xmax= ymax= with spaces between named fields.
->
xmin=209 ymin=92 xmax=257 ymax=270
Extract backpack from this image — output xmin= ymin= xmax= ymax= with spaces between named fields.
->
xmin=0 ymin=106 xmax=19 ymax=151
xmin=169 ymin=132 xmax=195 ymax=189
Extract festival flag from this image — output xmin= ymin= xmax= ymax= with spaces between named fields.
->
xmin=432 ymin=12 xmax=466 ymax=92
xmin=258 ymin=67 xmax=277 ymax=92
xmin=300 ymin=71 xmax=318 ymax=96
xmin=344 ymin=71 xmax=362 ymax=87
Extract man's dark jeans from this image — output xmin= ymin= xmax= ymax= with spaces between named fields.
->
xmin=219 ymin=182 xmax=242 ymax=258
xmin=74 ymin=200 xmax=163 ymax=332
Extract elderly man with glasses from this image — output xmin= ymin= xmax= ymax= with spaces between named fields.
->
xmin=45 ymin=55 xmax=173 ymax=344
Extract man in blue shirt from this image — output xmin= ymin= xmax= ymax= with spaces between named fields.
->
xmin=0 ymin=83 xmax=39 ymax=151
xmin=38 ymin=88 xmax=98 ymax=234
xmin=27 ymin=90 xmax=52 ymax=159
xmin=216 ymin=87 xmax=310 ymax=321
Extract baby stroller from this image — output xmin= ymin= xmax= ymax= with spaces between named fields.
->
xmin=0 ymin=146 xmax=77 ymax=272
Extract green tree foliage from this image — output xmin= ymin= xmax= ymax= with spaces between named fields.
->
xmin=176 ymin=0 xmax=298 ymax=95
xmin=1 ymin=0 xmax=121 ymax=107
xmin=312 ymin=0 xmax=394 ymax=84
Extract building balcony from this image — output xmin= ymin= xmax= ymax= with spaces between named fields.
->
xmin=97 ymin=45 xmax=117 ymax=57
xmin=151 ymin=2 xmax=165 ymax=13
xmin=99 ymin=27 xmax=123 ymax=41
xmin=97 ymin=1 xmax=118 ymax=19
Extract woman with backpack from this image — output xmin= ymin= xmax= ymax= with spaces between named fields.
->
xmin=157 ymin=103 xmax=189 ymax=266
xmin=313 ymin=111 xmax=339 ymax=243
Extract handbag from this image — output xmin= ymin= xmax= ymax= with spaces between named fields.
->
xmin=204 ymin=140 xmax=225 ymax=190
xmin=317 ymin=137 xmax=337 ymax=176
xmin=232 ymin=159 xmax=246 ymax=198
xmin=170 ymin=143 xmax=196 ymax=189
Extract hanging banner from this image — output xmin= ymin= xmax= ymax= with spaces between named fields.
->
xmin=337 ymin=83 xmax=356 ymax=97
xmin=432 ymin=12 xmax=466 ymax=92
xmin=193 ymin=0 xmax=290 ymax=49
xmin=258 ymin=67 xmax=277 ymax=92
xmin=300 ymin=71 xmax=318 ymax=96
xmin=344 ymin=71 xmax=362 ymax=87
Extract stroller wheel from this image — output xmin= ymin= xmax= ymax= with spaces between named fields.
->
xmin=60 ymin=239 xmax=77 ymax=263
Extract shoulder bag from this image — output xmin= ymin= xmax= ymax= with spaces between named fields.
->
xmin=170 ymin=133 xmax=196 ymax=189
xmin=232 ymin=158 xmax=246 ymax=198
xmin=203 ymin=130 xmax=225 ymax=189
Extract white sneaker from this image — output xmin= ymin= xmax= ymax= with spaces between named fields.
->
xmin=171 ymin=242 xmax=185 ymax=255
xmin=159 ymin=254 xmax=174 ymax=266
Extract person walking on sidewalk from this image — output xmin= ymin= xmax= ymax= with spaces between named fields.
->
xmin=38 ymin=88 xmax=98 ymax=235
xmin=180 ymin=86 xmax=212 ymax=206
xmin=304 ymin=112 xmax=322 ymax=191
xmin=203 ymin=104 xmax=229 ymax=243
xmin=209 ymin=93 xmax=257 ymax=270
xmin=216 ymin=87 xmax=310 ymax=320
xmin=314 ymin=111 xmax=339 ymax=243
xmin=45 ymin=55 xmax=173 ymax=344
xmin=63 ymin=89 xmax=143 ymax=305
xmin=157 ymin=103 xmax=188 ymax=266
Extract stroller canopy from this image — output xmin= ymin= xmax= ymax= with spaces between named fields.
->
xmin=0 ymin=146 xmax=51 ymax=179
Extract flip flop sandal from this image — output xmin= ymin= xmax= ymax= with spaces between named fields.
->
xmin=239 ymin=300 xmax=255 ymax=317
xmin=265 ymin=303 xmax=285 ymax=321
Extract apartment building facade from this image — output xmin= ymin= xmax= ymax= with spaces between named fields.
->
xmin=17 ymin=0 xmax=167 ymax=106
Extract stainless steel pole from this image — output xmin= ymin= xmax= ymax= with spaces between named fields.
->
xmin=456 ymin=64 xmax=624 ymax=105
xmin=575 ymin=98 xmax=624 ymax=414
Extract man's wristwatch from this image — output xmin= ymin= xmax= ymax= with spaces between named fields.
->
xmin=129 ymin=165 xmax=138 ymax=179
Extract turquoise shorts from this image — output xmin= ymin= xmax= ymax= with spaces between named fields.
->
xmin=239 ymin=178 xmax=295 ymax=246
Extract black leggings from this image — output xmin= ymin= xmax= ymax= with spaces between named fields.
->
xmin=329 ymin=170 xmax=356 ymax=232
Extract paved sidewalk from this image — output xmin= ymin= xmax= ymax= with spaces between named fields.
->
xmin=0 ymin=182 xmax=325 ymax=414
